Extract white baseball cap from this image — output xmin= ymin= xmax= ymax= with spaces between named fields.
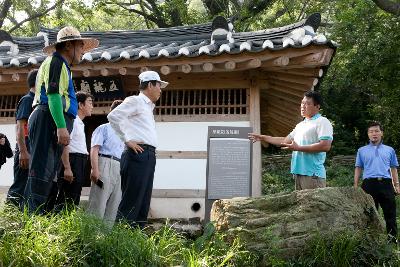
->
xmin=138 ymin=71 xmax=168 ymax=88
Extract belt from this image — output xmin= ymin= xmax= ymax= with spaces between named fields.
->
xmin=138 ymin=144 xmax=156 ymax=152
xmin=99 ymin=153 xmax=120 ymax=162
xmin=364 ymin=177 xmax=391 ymax=182
xmin=70 ymin=152 xmax=88 ymax=159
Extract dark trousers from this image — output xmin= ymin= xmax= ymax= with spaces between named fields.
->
xmin=117 ymin=145 xmax=156 ymax=228
xmin=7 ymin=149 xmax=29 ymax=208
xmin=54 ymin=153 xmax=88 ymax=209
xmin=362 ymin=179 xmax=397 ymax=239
xmin=24 ymin=105 xmax=73 ymax=214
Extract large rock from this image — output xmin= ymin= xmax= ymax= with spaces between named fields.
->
xmin=210 ymin=187 xmax=384 ymax=259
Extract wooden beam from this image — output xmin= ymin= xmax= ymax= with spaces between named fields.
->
xmin=156 ymin=151 xmax=207 ymax=159
xmin=12 ymin=73 xmax=20 ymax=81
xmin=160 ymin=65 xmax=175 ymax=75
xmin=202 ymin=62 xmax=214 ymax=72
xmin=264 ymin=117 xmax=294 ymax=135
xmin=180 ymin=64 xmax=192 ymax=73
xmin=140 ymin=66 xmax=149 ymax=73
xmin=0 ymin=74 xmax=12 ymax=83
xmin=82 ymin=69 xmax=90 ymax=77
xmin=249 ymin=78 xmax=261 ymax=197
xmin=261 ymin=56 xmax=289 ymax=68
xmin=281 ymin=49 xmax=335 ymax=69
xmin=154 ymin=114 xmax=249 ymax=122
xmin=266 ymin=68 xmax=323 ymax=78
xmin=268 ymin=79 xmax=310 ymax=92
xmin=224 ymin=61 xmax=236 ymax=70
xmin=119 ymin=67 xmax=127 ymax=75
xmin=100 ymin=68 xmax=119 ymax=77
xmin=236 ymin=58 xmax=262 ymax=70
xmin=270 ymin=85 xmax=304 ymax=106
xmin=267 ymin=72 xmax=317 ymax=87
xmin=266 ymin=87 xmax=304 ymax=105
xmin=266 ymin=108 xmax=301 ymax=127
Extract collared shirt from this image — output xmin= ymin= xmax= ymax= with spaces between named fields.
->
xmin=33 ymin=52 xmax=77 ymax=118
xmin=68 ymin=116 xmax=88 ymax=154
xmin=355 ymin=142 xmax=398 ymax=179
xmin=288 ymin=113 xmax=333 ymax=178
xmin=107 ymin=92 xmax=157 ymax=147
xmin=91 ymin=123 xmax=124 ymax=159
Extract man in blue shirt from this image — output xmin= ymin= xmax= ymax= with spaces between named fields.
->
xmin=88 ymin=100 xmax=124 ymax=225
xmin=6 ymin=69 xmax=37 ymax=208
xmin=354 ymin=121 xmax=399 ymax=242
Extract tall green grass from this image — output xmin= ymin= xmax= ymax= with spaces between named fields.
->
xmin=0 ymin=205 xmax=256 ymax=266
xmin=292 ymin=230 xmax=398 ymax=267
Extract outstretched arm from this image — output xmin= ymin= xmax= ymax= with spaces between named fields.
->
xmin=248 ymin=133 xmax=291 ymax=146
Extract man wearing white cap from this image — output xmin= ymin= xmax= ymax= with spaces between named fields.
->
xmin=24 ymin=26 xmax=98 ymax=213
xmin=107 ymin=70 xmax=168 ymax=228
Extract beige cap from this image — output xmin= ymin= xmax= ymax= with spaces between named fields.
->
xmin=43 ymin=26 xmax=99 ymax=55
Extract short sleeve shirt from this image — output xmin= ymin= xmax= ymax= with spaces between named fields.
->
xmin=355 ymin=143 xmax=398 ymax=179
xmin=91 ymin=123 xmax=124 ymax=159
xmin=68 ymin=116 xmax=88 ymax=154
xmin=288 ymin=113 xmax=333 ymax=178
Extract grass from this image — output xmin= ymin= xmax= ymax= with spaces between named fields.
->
xmin=0 ymin=155 xmax=399 ymax=266
xmin=0 ymin=205 xmax=257 ymax=266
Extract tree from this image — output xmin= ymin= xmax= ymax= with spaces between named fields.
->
xmin=0 ymin=0 xmax=66 ymax=34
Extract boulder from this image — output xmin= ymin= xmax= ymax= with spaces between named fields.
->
xmin=210 ymin=187 xmax=384 ymax=259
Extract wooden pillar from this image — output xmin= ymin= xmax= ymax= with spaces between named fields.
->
xmin=249 ymin=77 xmax=262 ymax=197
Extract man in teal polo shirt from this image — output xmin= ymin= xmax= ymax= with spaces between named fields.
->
xmin=24 ymin=26 xmax=98 ymax=213
xmin=354 ymin=121 xmax=399 ymax=242
xmin=249 ymin=90 xmax=333 ymax=190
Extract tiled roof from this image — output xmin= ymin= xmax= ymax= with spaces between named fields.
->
xmin=0 ymin=13 xmax=336 ymax=68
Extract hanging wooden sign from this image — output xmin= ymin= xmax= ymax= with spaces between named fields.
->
xmin=73 ymin=76 xmax=124 ymax=98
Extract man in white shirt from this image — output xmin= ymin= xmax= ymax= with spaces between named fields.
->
xmin=108 ymin=71 xmax=168 ymax=228
xmin=50 ymin=91 xmax=93 ymax=210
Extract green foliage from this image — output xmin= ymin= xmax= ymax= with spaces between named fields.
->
xmin=262 ymin=156 xmax=356 ymax=192
xmin=325 ymin=161 xmax=354 ymax=187
xmin=0 ymin=206 xmax=255 ymax=266
xmin=320 ymin=0 xmax=400 ymax=152
xmin=262 ymin=154 xmax=294 ymax=195
xmin=293 ymin=230 xmax=398 ymax=266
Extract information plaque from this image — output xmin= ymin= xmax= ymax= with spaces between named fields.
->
xmin=204 ymin=126 xmax=253 ymax=222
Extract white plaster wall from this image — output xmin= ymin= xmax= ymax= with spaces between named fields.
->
xmin=156 ymin=121 xmax=250 ymax=151
xmin=0 ymin=124 xmax=16 ymax=186
xmin=154 ymin=121 xmax=250 ymax=190
xmin=149 ymin=198 xmax=204 ymax=219
xmin=0 ymin=121 xmax=252 ymax=189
